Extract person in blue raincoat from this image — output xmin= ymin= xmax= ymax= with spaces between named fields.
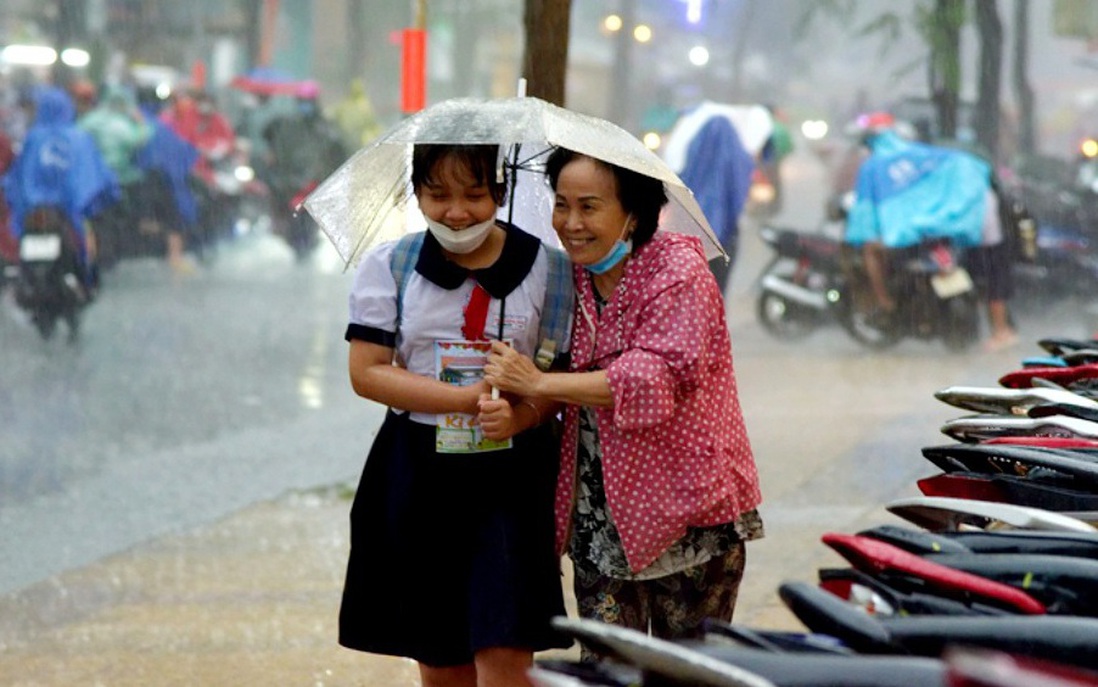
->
xmin=2 ymin=85 xmax=118 ymax=287
xmin=844 ymin=122 xmax=989 ymax=315
xmin=135 ymin=89 xmax=200 ymax=271
xmin=677 ymin=115 xmax=754 ymax=296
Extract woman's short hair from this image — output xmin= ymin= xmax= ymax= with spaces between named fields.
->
xmin=411 ymin=144 xmax=509 ymax=207
xmin=544 ymin=147 xmax=668 ymax=249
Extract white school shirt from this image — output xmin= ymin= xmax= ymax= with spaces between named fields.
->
xmin=348 ymin=232 xmax=552 ymax=425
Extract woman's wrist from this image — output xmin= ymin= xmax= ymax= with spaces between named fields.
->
xmin=518 ymin=399 xmax=541 ymax=428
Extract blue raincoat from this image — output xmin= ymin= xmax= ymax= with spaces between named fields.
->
xmin=678 ymin=115 xmax=755 ymax=247
xmin=845 ymin=131 xmax=989 ymax=249
xmin=2 ymin=86 xmax=119 ymax=243
xmin=136 ymin=110 xmax=200 ymax=227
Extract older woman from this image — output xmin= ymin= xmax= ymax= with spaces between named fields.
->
xmin=485 ymin=147 xmax=763 ymax=648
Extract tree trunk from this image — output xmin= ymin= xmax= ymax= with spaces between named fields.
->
xmin=1012 ymin=0 xmax=1037 ymax=155
xmin=974 ymin=0 xmax=1003 ymax=162
xmin=929 ymin=0 xmax=964 ymax=140
xmin=522 ymin=0 xmax=571 ymax=106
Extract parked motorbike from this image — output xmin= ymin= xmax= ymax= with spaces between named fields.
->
xmin=838 ymin=238 xmax=981 ymax=352
xmin=11 ymin=206 xmax=88 ymax=341
xmin=755 ymin=223 xmax=846 ymax=340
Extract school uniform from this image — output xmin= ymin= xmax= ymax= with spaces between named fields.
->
xmin=337 ymin=224 xmax=572 ymax=666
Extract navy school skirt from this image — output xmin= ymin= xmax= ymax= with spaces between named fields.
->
xmin=338 ymin=411 xmax=572 ymax=666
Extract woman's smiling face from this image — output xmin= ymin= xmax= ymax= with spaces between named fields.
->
xmin=551 ymin=156 xmax=631 ymax=267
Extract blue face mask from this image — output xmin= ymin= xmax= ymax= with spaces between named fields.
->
xmin=583 ymin=214 xmax=634 ymax=275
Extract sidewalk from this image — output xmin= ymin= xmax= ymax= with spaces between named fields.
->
xmin=0 ymin=475 xmax=810 ymax=687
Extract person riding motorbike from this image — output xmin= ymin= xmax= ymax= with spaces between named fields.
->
xmin=77 ymin=84 xmax=154 ymax=268
xmin=261 ymin=80 xmax=347 ymax=256
xmin=2 ymin=85 xmax=118 ymax=292
xmin=844 ymin=113 xmax=989 ymax=323
xmin=161 ymin=89 xmax=238 ymax=251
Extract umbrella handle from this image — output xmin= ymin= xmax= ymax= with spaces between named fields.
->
xmin=491 ymin=386 xmax=500 ymax=401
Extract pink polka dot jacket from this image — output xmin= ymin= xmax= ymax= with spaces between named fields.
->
xmin=558 ymin=231 xmax=763 ymax=574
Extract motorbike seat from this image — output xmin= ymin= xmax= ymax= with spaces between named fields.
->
xmin=933 ymin=385 xmax=1098 ymax=416
xmin=921 ymin=443 xmax=1098 ymax=483
xmin=1000 ymin=363 xmax=1098 ymax=390
xmin=821 ymin=533 xmax=1046 ymax=614
xmin=939 ymin=414 xmax=1098 ymax=443
xmin=885 ymin=495 xmax=1097 ymax=533
xmin=922 ymin=551 xmax=1098 ymax=616
xmin=678 ymin=642 xmax=949 ymax=687
xmin=1039 ymin=337 xmax=1098 ymax=356
xmin=780 ymin=581 xmax=1098 ymax=671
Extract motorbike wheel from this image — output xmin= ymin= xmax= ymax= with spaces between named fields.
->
xmin=833 ymin=289 xmax=903 ymax=350
xmin=941 ymin=294 xmax=981 ymax=352
xmin=756 ymin=289 xmax=818 ymax=340
xmin=32 ymin=310 xmax=57 ymax=340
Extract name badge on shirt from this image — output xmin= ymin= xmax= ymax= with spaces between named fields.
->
xmin=435 ymin=340 xmax=512 ymax=454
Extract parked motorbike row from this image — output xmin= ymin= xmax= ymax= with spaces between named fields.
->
xmin=530 ymin=335 xmax=1098 ymax=686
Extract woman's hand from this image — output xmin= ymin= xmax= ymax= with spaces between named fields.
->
xmin=484 ymin=340 xmax=542 ymax=396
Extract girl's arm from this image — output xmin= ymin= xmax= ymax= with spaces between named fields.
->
xmin=348 ymin=339 xmax=487 ymax=416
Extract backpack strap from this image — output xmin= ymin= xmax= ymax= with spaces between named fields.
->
xmin=390 ymin=231 xmax=425 ymax=329
xmin=535 ymin=246 xmax=574 ymax=371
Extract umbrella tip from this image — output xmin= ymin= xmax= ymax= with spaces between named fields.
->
xmin=516 ymin=78 xmax=527 ymax=98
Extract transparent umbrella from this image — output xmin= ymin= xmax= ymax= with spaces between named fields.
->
xmin=302 ymin=95 xmax=724 ymax=268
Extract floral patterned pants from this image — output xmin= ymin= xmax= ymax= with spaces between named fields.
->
xmin=571 ymin=541 xmax=746 ymax=661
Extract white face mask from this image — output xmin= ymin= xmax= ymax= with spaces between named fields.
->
xmin=423 ymin=215 xmax=497 ymax=254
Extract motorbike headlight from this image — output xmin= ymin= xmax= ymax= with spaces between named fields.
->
xmin=234 ymin=165 xmax=255 ymax=183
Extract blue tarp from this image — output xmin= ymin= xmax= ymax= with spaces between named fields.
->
xmin=845 ymin=131 xmax=990 ymax=249
xmin=677 ymin=115 xmax=755 ymax=247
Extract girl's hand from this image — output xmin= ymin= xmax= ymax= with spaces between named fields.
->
xmin=477 ymin=393 xmax=520 ymax=441
xmin=483 ymin=340 xmax=542 ymax=396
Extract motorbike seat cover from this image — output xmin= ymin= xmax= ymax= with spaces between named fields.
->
xmin=778 ymin=581 xmax=897 ymax=653
xmin=999 ymin=363 xmax=1098 ymax=389
xmin=885 ymin=495 xmax=1098 ymax=533
xmin=947 ymin=528 xmax=1098 ymax=556
xmin=934 ymin=385 xmax=1098 ymax=416
xmin=1039 ymin=337 xmax=1098 ymax=356
xmin=821 ymin=533 xmax=1047 ymax=614
xmin=1023 ymin=356 xmax=1070 ymax=368
xmin=549 ymin=616 xmax=778 ymax=687
xmin=857 ymin=524 xmax=974 ymax=555
xmin=680 ymin=643 xmax=948 ymax=687
xmin=984 ymin=436 xmax=1098 ymax=449
xmin=884 ymin=615 xmax=1098 ymax=669
xmin=922 ymin=552 xmax=1098 ymax=613
xmin=939 ymin=414 xmax=1098 ymax=442
xmin=921 ymin=443 xmax=1098 ymax=484
xmin=917 ymin=472 xmax=1010 ymax=503
xmin=702 ymin=618 xmax=853 ymax=655
xmin=1031 ymin=402 xmax=1098 ymax=424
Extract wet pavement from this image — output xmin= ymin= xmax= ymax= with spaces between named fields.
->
xmin=1 ymin=143 xmax=1091 ymax=685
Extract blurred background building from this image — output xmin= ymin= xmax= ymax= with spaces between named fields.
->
xmin=0 ymin=0 xmax=1096 ymax=158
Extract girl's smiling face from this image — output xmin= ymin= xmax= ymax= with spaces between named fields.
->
xmin=551 ymin=156 xmax=631 ymax=267
xmin=415 ymin=154 xmax=499 ymax=229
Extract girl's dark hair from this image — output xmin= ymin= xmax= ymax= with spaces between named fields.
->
xmin=411 ymin=144 xmax=509 ymax=206
xmin=544 ymin=147 xmax=667 ymax=249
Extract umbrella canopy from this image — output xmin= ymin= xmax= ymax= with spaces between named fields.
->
xmin=229 ymin=67 xmax=311 ymax=97
xmin=302 ymin=96 xmax=723 ymax=268
xmin=662 ymin=101 xmax=774 ymax=170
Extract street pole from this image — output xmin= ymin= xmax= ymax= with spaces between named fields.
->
xmin=401 ymin=0 xmax=428 ymax=113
